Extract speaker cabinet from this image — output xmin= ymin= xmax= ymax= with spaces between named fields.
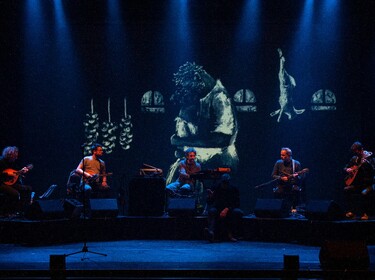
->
xmin=254 ymin=199 xmax=289 ymax=218
xmin=319 ymin=240 xmax=369 ymax=270
xmin=167 ymin=198 xmax=196 ymax=216
xmin=89 ymin=198 xmax=119 ymax=218
xmin=305 ymin=200 xmax=344 ymax=221
xmin=128 ymin=176 xmax=166 ymax=216
xmin=26 ymin=199 xmax=66 ymax=220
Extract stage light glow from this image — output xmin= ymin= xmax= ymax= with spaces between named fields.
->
xmin=53 ymin=0 xmax=65 ymax=29
xmin=290 ymin=0 xmax=314 ymax=57
xmin=25 ymin=0 xmax=45 ymax=38
xmin=161 ymin=0 xmax=193 ymax=66
xmin=235 ymin=0 xmax=260 ymax=43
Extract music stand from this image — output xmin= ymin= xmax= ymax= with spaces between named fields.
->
xmin=64 ymin=144 xmax=107 ymax=261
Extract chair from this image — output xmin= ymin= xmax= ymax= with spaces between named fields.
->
xmin=66 ymin=170 xmax=114 ymax=200
xmin=66 ymin=170 xmax=83 ymax=200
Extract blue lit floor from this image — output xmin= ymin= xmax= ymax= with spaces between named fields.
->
xmin=0 ymin=240 xmax=374 ymax=279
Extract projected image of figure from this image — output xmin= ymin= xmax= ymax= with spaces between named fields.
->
xmin=270 ymin=48 xmax=305 ymax=122
xmin=167 ymin=62 xmax=239 ymax=184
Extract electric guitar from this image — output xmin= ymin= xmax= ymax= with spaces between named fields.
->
xmin=2 ymin=164 xmax=34 ymax=186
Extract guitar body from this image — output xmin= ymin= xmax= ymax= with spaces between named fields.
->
xmin=345 ymin=168 xmax=359 ymax=186
xmin=344 ymin=155 xmax=370 ymax=186
xmin=281 ymin=168 xmax=309 ymax=180
xmin=273 ymin=168 xmax=309 ymax=192
xmin=85 ymin=172 xmax=113 ymax=184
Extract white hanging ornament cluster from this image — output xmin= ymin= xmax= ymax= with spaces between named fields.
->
xmin=101 ymin=98 xmax=118 ymax=154
xmin=119 ymin=98 xmax=133 ymax=150
xmin=83 ymin=99 xmax=99 ymax=155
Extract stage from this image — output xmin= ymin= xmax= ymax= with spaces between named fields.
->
xmin=2 ymin=208 xmax=375 ymax=245
xmin=1 ymin=239 xmax=374 ymax=279
xmin=1 ymin=211 xmax=375 ymax=279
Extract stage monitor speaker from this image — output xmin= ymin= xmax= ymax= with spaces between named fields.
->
xmin=319 ymin=240 xmax=369 ymax=270
xmin=89 ymin=198 xmax=119 ymax=218
xmin=128 ymin=176 xmax=166 ymax=216
xmin=167 ymin=198 xmax=196 ymax=216
xmin=305 ymin=200 xmax=344 ymax=221
xmin=64 ymin=198 xmax=83 ymax=219
xmin=254 ymin=199 xmax=289 ymax=218
xmin=25 ymin=199 xmax=66 ymax=220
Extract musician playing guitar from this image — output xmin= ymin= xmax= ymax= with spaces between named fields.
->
xmin=0 ymin=146 xmax=33 ymax=216
xmin=166 ymin=147 xmax=201 ymax=197
xmin=74 ymin=143 xmax=112 ymax=201
xmin=343 ymin=141 xmax=375 ymax=220
xmin=272 ymin=147 xmax=306 ymax=212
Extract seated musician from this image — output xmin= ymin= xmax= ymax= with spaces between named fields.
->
xmin=72 ymin=143 xmax=112 ymax=200
xmin=343 ymin=141 xmax=375 ymax=220
xmin=166 ymin=147 xmax=201 ymax=197
xmin=0 ymin=146 xmax=33 ymax=216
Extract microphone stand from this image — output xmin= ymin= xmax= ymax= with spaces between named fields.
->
xmin=65 ymin=144 xmax=107 ymax=261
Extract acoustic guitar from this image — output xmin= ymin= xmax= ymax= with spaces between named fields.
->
xmin=2 ymin=164 xmax=34 ymax=186
xmin=85 ymin=172 xmax=113 ymax=184
xmin=344 ymin=156 xmax=371 ymax=186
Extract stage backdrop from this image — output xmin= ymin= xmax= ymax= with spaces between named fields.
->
xmin=0 ymin=0 xmax=374 ymax=214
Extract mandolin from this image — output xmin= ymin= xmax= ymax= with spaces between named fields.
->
xmin=2 ymin=164 xmax=34 ymax=186
xmin=281 ymin=168 xmax=309 ymax=179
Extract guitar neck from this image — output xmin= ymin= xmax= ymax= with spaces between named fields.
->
xmin=282 ymin=168 xmax=308 ymax=177
xmin=97 ymin=173 xmax=112 ymax=177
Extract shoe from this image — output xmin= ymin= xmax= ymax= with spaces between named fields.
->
xmin=204 ymin=228 xmax=215 ymax=243
xmin=6 ymin=212 xmax=20 ymax=219
xmin=345 ymin=212 xmax=355 ymax=219
xmin=361 ymin=213 xmax=369 ymax=220
xmin=228 ymin=233 xmax=237 ymax=242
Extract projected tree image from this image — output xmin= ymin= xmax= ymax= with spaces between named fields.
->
xmin=167 ymin=62 xmax=239 ymax=184
xmin=270 ymin=48 xmax=305 ymax=122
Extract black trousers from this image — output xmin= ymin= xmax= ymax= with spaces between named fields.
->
xmin=207 ymin=207 xmax=244 ymax=238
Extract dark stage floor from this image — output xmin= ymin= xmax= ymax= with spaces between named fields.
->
xmin=1 ymin=212 xmax=375 ymax=279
